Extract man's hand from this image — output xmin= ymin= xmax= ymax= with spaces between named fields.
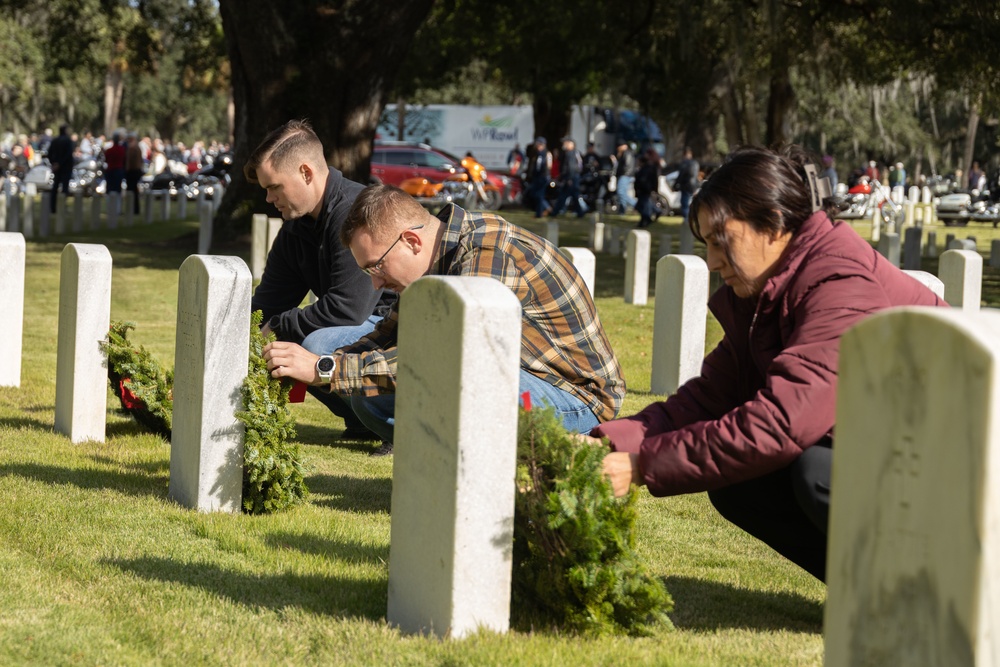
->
xmin=262 ymin=341 xmax=323 ymax=385
xmin=602 ymin=451 xmax=643 ymax=498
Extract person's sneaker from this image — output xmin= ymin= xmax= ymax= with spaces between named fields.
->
xmin=340 ymin=425 xmax=380 ymax=442
xmin=370 ymin=440 xmax=394 ymax=457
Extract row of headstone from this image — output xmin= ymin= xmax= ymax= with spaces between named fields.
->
xmin=826 ymin=305 xmax=1000 ymax=666
xmin=1 ymin=187 xmax=219 ymax=239
xmin=49 ymin=240 xmax=252 ymax=513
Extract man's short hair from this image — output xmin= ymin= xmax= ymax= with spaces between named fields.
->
xmin=341 ymin=184 xmax=427 ymax=248
xmin=244 ymin=119 xmax=326 ymax=184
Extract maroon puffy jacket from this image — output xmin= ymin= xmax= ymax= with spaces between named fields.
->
xmin=592 ymin=211 xmax=947 ymax=496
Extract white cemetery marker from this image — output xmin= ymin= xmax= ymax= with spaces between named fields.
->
xmin=657 ymin=232 xmax=672 ymax=259
xmin=559 ymin=247 xmax=596 ymax=296
xmin=211 ymin=187 xmax=222 ymax=213
xmin=198 ymin=201 xmax=213 ymax=254
xmin=178 ymin=194 xmax=187 ymax=220
xmin=124 ymin=193 xmax=134 ymax=227
xmin=940 ymin=249 xmax=982 ymax=311
xmin=0 ymin=191 xmax=6 ymax=232
xmin=678 ymin=221 xmax=695 ymax=255
xmin=387 ymin=276 xmax=520 ymax=638
xmin=921 ymin=185 xmax=932 ymax=204
xmin=54 ymin=243 xmax=112 ymax=443
xmin=39 ymin=193 xmax=51 ymax=236
xmin=926 ymin=231 xmax=938 ymax=258
xmin=870 ymin=206 xmax=881 ymax=243
xmin=590 ymin=221 xmax=605 ymax=253
xmin=168 ymin=255 xmax=251 ymax=513
xmin=877 ymin=232 xmax=901 ymax=267
xmin=161 ymin=192 xmax=170 ymax=221
xmin=624 ymin=229 xmax=651 ymax=305
xmin=826 ymin=307 xmax=1000 ymax=667
xmin=904 ymin=201 xmax=915 ymax=227
xmin=651 ymin=255 xmax=708 ymax=396
xmin=908 ymin=186 xmax=920 ymax=203
xmin=0 ymin=232 xmax=25 ymax=387
xmin=251 ymin=214 xmax=268 ymax=281
xmin=544 ymin=220 xmax=559 ymax=247
xmin=902 ymin=227 xmax=922 ymax=270
xmin=608 ymin=226 xmax=622 ymax=256
xmin=144 ymin=192 xmax=154 ymax=224
xmin=108 ymin=193 xmax=119 ymax=229
xmin=991 ymin=239 xmax=1000 ymax=269
xmin=73 ymin=194 xmax=84 ymax=232
xmin=90 ymin=194 xmax=102 ymax=231
xmin=902 ymin=270 xmax=945 ymax=299
xmin=267 ymin=217 xmax=282 ymax=252
xmin=945 ymin=233 xmax=956 ymax=249
xmin=55 ymin=193 xmax=67 ymax=234
xmin=947 ymin=238 xmax=976 ymax=252
xmin=8 ymin=192 xmax=20 ymax=233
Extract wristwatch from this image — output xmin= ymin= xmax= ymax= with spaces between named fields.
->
xmin=315 ymin=355 xmax=336 ymax=383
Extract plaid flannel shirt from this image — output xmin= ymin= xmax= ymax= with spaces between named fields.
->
xmin=330 ymin=204 xmax=625 ymax=422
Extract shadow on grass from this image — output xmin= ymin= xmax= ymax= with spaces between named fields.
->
xmin=105 ymin=556 xmax=387 ymax=620
xmin=664 ymin=575 xmax=823 ymax=633
xmin=0 ymin=461 xmax=168 ymax=499
xmin=0 ymin=415 xmax=54 ymax=432
xmin=294 ymin=423 xmax=380 ymax=453
xmin=307 ymin=473 xmax=392 ymax=514
xmin=264 ymin=530 xmax=389 ymax=565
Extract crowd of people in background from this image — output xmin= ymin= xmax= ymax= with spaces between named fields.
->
xmin=0 ymin=126 xmax=231 ymax=184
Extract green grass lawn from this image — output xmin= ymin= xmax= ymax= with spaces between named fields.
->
xmin=1 ymin=205 xmax=998 ymax=666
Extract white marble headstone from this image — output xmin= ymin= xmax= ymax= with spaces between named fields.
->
xmin=902 ymin=227 xmax=922 ymax=270
xmin=90 ymin=195 xmax=102 ymax=231
xmin=651 ymin=255 xmax=708 ymax=396
xmin=590 ymin=221 xmax=605 ymax=253
xmin=678 ymin=221 xmax=695 ymax=255
xmin=73 ymin=194 xmax=84 ymax=232
xmin=608 ymin=226 xmax=621 ymax=256
xmin=168 ymin=255 xmax=251 ymax=513
xmin=991 ymin=239 xmax=1000 ymax=269
xmin=22 ymin=183 xmax=35 ymax=239
xmin=54 ymin=243 xmax=113 ymax=443
xmin=926 ymin=231 xmax=937 ymax=258
xmin=197 ymin=201 xmax=213 ymax=254
xmin=940 ymin=249 xmax=982 ymax=311
xmin=251 ymin=214 xmax=268 ymax=281
xmin=0 ymin=191 xmax=6 ymax=232
xmin=559 ymin=247 xmax=596 ymax=297
xmin=826 ymin=307 xmax=1000 ymax=667
xmin=624 ymin=230 xmax=651 ymax=305
xmin=902 ymin=270 xmax=945 ymax=299
xmin=878 ymin=232 xmax=901 ymax=267
xmin=267 ymin=218 xmax=282 ymax=253
xmin=544 ymin=220 xmax=559 ymax=247
xmin=0 ymin=232 xmax=25 ymax=387
xmin=387 ymin=276 xmax=520 ymax=639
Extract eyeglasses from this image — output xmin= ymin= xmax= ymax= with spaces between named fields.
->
xmin=360 ymin=224 xmax=424 ymax=277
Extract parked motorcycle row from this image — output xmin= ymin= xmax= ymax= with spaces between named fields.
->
xmin=0 ymin=148 xmax=233 ymax=202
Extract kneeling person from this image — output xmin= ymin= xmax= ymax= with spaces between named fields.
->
xmin=264 ymin=184 xmax=625 ymax=453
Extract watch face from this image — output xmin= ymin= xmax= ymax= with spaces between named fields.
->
xmin=317 ymin=356 xmax=335 ymax=373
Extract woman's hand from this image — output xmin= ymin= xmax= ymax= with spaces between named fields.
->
xmin=262 ymin=341 xmax=322 ymax=385
xmin=602 ymin=451 xmax=642 ymax=498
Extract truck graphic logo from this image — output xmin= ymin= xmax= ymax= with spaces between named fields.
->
xmin=471 ymin=115 xmax=518 ymax=142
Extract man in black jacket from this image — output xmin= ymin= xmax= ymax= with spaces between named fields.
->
xmin=245 ymin=120 xmax=392 ymax=440
xmin=47 ymin=125 xmax=75 ymax=213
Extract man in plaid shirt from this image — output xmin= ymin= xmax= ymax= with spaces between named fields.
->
xmin=264 ymin=184 xmax=625 ymax=455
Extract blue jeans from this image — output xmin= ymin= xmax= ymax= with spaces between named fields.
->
xmin=300 ymin=315 xmax=380 ymax=431
xmin=681 ymin=190 xmax=694 ymax=223
xmin=616 ymin=175 xmax=636 ymax=211
xmin=551 ymin=174 xmax=586 ymax=217
xmin=348 ymin=369 xmax=601 ymax=444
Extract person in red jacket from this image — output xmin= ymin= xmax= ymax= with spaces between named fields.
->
xmin=586 ymin=145 xmax=947 ymax=582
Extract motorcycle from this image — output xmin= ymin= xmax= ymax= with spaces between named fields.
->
xmin=831 ymin=177 xmax=904 ymax=229
xmin=398 ymin=153 xmax=501 ymax=211
xmin=22 ymin=156 xmax=105 ymax=196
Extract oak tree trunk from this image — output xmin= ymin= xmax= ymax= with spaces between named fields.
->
xmin=217 ymin=0 xmax=434 ymax=243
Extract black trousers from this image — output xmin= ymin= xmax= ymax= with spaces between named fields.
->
xmin=707 ymin=441 xmax=831 ymax=582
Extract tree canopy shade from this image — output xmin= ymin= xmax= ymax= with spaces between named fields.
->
xmin=217 ymin=0 xmax=434 ymax=239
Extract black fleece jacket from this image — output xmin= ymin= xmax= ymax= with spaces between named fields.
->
xmin=250 ymin=166 xmax=393 ymax=343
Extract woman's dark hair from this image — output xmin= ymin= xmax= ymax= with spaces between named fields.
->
xmin=688 ymin=145 xmax=836 ymax=271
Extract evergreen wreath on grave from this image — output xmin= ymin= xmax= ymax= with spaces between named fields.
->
xmin=100 ymin=312 xmax=308 ymax=514
xmin=512 ymin=403 xmax=674 ymax=636
xmin=236 ymin=310 xmax=309 ymax=514
xmin=101 ymin=321 xmax=174 ymax=438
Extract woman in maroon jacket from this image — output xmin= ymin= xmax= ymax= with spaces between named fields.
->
xmin=588 ymin=146 xmax=946 ymax=581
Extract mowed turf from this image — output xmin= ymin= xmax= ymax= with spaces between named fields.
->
xmin=2 ymin=204 xmax=998 ymax=666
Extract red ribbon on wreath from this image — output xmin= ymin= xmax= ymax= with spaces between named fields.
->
xmin=119 ymin=378 xmax=143 ymax=410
